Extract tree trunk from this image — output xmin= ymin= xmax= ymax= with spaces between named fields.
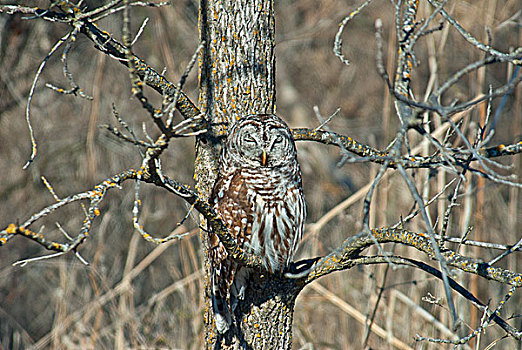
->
xmin=196 ymin=0 xmax=297 ymax=348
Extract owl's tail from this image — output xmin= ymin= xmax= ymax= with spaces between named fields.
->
xmin=212 ymin=273 xmax=232 ymax=334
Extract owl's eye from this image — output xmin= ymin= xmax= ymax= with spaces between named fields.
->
xmin=273 ymin=135 xmax=283 ymax=144
xmin=243 ymin=135 xmax=256 ymax=144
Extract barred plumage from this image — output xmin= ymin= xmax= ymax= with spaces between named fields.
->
xmin=209 ymin=114 xmax=305 ymax=333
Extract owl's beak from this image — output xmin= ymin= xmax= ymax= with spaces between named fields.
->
xmin=261 ymin=149 xmax=268 ymax=166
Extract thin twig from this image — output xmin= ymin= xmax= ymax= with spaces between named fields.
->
xmin=23 ymin=31 xmax=71 ymax=169
xmin=333 ymin=0 xmax=373 ymax=66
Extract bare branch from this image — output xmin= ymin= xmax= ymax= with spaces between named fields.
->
xmin=292 ymin=128 xmax=522 ymax=172
xmin=0 ymin=166 xmax=264 ymax=270
xmin=304 ymin=227 xmax=522 ymax=287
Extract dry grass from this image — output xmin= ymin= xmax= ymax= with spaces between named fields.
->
xmin=1 ymin=0 xmax=520 ymax=349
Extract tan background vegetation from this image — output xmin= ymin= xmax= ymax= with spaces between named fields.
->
xmin=0 ymin=0 xmax=520 ymax=349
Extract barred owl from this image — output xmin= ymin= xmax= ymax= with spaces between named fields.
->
xmin=209 ymin=114 xmax=305 ymax=333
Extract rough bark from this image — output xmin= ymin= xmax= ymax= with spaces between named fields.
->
xmin=198 ymin=0 xmax=276 ymax=132
xmin=207 ymin=274 xmax=300 ymax=349
xmin=196 ymin=0 xmax=293 ymax=348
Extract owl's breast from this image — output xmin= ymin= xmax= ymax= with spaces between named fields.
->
xmin=242 ymin=166 xmax=297 ymax=197
xmin=239 ymin=167 xmax=304 ymax=273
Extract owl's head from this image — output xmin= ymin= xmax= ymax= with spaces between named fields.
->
xmin=225 ymin=114 xmax=297 ymax=168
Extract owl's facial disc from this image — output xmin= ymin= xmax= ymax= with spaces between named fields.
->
xmin=231 ymin=120 xmax=294 ymax=168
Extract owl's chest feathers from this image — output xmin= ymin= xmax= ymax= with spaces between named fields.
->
xmin=235 ymin=166 xmax=302 ymax=271
xmin=241 ymin=165 xmax=298 ymax=198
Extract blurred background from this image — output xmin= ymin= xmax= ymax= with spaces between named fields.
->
xmin=0 ymin=0 xmax=520 ymax=349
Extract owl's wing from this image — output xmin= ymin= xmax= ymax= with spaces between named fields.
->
xmin=287 ymin=184 xmax=305 ymax=263
xmin=209 ymin=169 xmax=254 ymax=255
xmin=209 ymin=169 xmax=254 ymax=333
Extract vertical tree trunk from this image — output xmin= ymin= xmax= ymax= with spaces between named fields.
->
xmin=195 ymin=0 xmax=298 ymax=348
xmin=199 ymin=0 xmax=276 ymax=128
